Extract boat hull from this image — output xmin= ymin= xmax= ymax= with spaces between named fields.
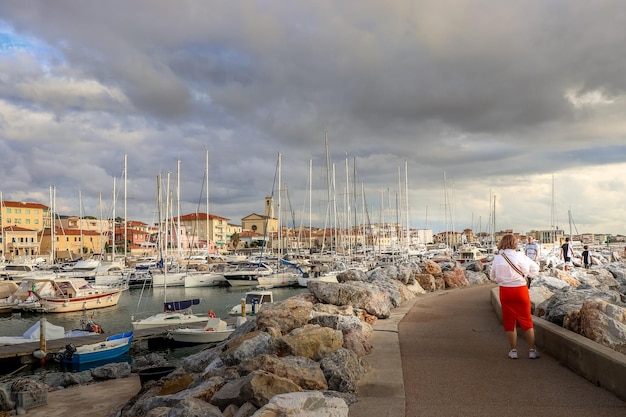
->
xmin=60 ymin=331 xmax=133 ymax=364
xmin=131 ymin=312 xmax=209 ymax=330
xmin=223 ymin=276 xmax=260 ymax=287
xmin=169 ymin=328 xmax=234 ymax=344
xmin=37 ymin=290 xmax=124 ymax=313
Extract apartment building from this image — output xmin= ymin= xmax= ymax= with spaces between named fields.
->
xmin=1 ymin=200 xmax=48 ymax=232
xmin=38 ymin=227 xmax=107 ymax=261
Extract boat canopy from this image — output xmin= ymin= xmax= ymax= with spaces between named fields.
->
xmin=164 ymin=298 xmax=201 ymax=312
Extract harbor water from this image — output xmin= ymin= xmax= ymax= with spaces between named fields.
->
xmin=0 ymin=285 xmax=309 ymax=384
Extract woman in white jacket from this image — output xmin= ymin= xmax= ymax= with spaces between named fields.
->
xmin=490 ymin=234 xmax=540 ymax=359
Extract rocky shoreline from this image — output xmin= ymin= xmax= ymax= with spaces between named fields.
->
xmin=3 ymin=256 xmax=626 ymax=416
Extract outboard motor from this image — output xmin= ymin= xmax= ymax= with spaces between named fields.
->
xmin=63 ymin=343 xmax=77 ymax=360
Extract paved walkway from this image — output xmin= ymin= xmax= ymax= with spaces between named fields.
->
xmin=398 ymin=284 xmax=626 ymax=417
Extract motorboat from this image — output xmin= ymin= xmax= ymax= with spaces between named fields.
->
xmin=223 ymin=261 xmax=273 ymax=287
xmin=228 ymin=290 xmax=273 ymax=316
xmin=131 ymin=298 xmax=209 ymax=330
xmin=168 ymin=317 xmax=245 ymax=345
xmin=13 ymin=276 xmax=126 ymax=313
xmin=455 ymin=246 xmax=488 ymax=264
xmin=55 ymin=331 xmax=133 ymax=364
xmin=0 ymin=280 xmax=19 ymax=313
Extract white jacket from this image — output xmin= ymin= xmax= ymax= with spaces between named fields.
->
xmin=490 ymin=249 xmax=539 ymax=287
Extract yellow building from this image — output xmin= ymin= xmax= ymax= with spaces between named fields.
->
xmin=1 ymin=200 xmax=49 ymax=232
xmin=39 ymin=227 xmax=107 ymax=261
xmin=0 ymin=200 xmax=49 ymax=261
xmin=1 ymin=225 xmax=40 ymax=261
xmin=241 ymin=197 xmax=278 ymax=239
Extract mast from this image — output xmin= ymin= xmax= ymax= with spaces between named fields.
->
xmin=50 ymin=186 xmax=56 ymax=265
xmin=0 ymin=191 xmax=4 ymax=263
xmin=177 ymin=160 xmax=181 ymax=256
xmin=309 ymin=158 xmax=312 ymax=254
xmin=112 ymin=177 xmax=116 ymax=259
xmin=345 ymin=153 xmax=351 ymax=258
xmin=405 ymin=160 xmax=410 ymax=249
xmin=124 ymin=154 xmax=128 ymax=262
xmin=205 ymin=150 xmax=209 ymax=255
xmin=278 ymin=153 xmax=282 ymax=263
xmin=79 ymin=190 xmax=84 ymax=259
xmin=551 ymin=173 xmax=556 ymax=245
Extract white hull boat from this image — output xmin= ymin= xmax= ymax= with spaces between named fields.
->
xmin=183 ymin=271 xmax=227 ymax=288
xmin=151 ymin=271 xmax=186 ymax=287
xmin=228 ymin=290 xmax=273 ymax=316
xmin=168 ymin=317 xmax=244 ymax=345
xmin=257 ymin=272 xmax=299 ymax=288
xmin=131 ymin=298 xmax=209 ymax=330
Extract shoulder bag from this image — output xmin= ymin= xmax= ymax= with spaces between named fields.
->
xmin=501 ymin=253 xmax=530 ymax=288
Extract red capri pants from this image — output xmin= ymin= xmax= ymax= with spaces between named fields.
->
xmin=499 ymin=286 xmax=533 ymax=332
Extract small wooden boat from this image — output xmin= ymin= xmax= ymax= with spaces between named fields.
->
xmin=168 ymin=317 xmax=243 ymax=345
xmin=56 ymin=331 xmax=133 ymax=364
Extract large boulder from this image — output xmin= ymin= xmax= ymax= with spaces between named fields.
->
xmin=277 ymin=324 xmax=343 ymax=361
xmin=238 ymin=354 xmax=328 ymax=390
xmin=210 ymin=370 xmax=302 ymax=409
xmin=255 ymin=296 xmax=314 ymax=335
xmin=253 ymin=391 xmax=349 ymax=417
xmin=579 ymin=298 xmax=626 ymax=354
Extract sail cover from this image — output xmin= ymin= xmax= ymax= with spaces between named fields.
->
xmin=164 ymin=298 xmax=201 ymax=312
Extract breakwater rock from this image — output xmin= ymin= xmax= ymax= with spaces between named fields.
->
xmin=527 ymin=263 xmax=626 ymax=354
xmin=114 ymin=263 xmax=434 ymax=416
xmin=109 ymin=259 xmax=624 ymax=416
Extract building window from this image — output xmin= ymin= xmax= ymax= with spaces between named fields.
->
xmin=6 ymin=208 xmax=11 ymax=213
xmin=15 ymin=219 xmax=21 ymax=224
xmin=6 ymin=218 xmax=10 ymax=223
xmin=34 ymin=219 xmax=39 ymax=224
xmin=15 ymin=209 xmax=21 ymax=214
xmin=25 ymin=209 xmax=30 ymax=214
xmin=34 ymin=209 xmax=38 ymax=214
xmin=26 ymin=219 xmax=30 ymax=224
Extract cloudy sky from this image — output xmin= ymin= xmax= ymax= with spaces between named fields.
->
xmin=1 ymin=1 xmax=625 ymax=237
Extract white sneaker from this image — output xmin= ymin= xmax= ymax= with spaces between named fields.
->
xmin=529 ymin=349 xmax=539 ymax=359
xmin=508 ymin=349 xmax=518 ymax=359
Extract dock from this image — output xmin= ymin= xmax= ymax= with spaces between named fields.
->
xmin=0 ymin=326 xmax=172 ymax=366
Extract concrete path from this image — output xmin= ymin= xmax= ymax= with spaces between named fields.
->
xmin=398 ymin=284 xmax=626 ymax=417
xmin=24 ymin=375 xmax=141 ymax=417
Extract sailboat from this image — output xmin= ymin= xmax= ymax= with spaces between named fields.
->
xmin=131 ymin=173 xmax=209 ymax=330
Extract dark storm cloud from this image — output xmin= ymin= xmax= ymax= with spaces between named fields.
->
xmin=1 ymin=1 xmax=626 ymax=233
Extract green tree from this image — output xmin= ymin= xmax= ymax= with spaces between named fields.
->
xmin=230 ymin=232 xmax=240 ymax=250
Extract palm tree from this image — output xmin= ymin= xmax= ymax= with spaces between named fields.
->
xmin=230 ymin=232 xmax=241 ymax=250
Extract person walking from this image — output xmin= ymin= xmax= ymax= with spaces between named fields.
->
xmin=581 ymin=245 xmax=593 ymax=269
xmin=490 ymin=234 xmax=540 ymax=359
xmin=525 ymin=236 xmax=539 ymax=262
xmin=561 ymin=237 xmax=574 ymax=271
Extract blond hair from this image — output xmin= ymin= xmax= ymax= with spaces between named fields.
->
xmin=497 ymin=234 xmax=517 ymax=251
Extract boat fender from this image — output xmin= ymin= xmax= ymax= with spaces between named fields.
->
xmin=208 ymin=310 xmax=216 ymax=318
